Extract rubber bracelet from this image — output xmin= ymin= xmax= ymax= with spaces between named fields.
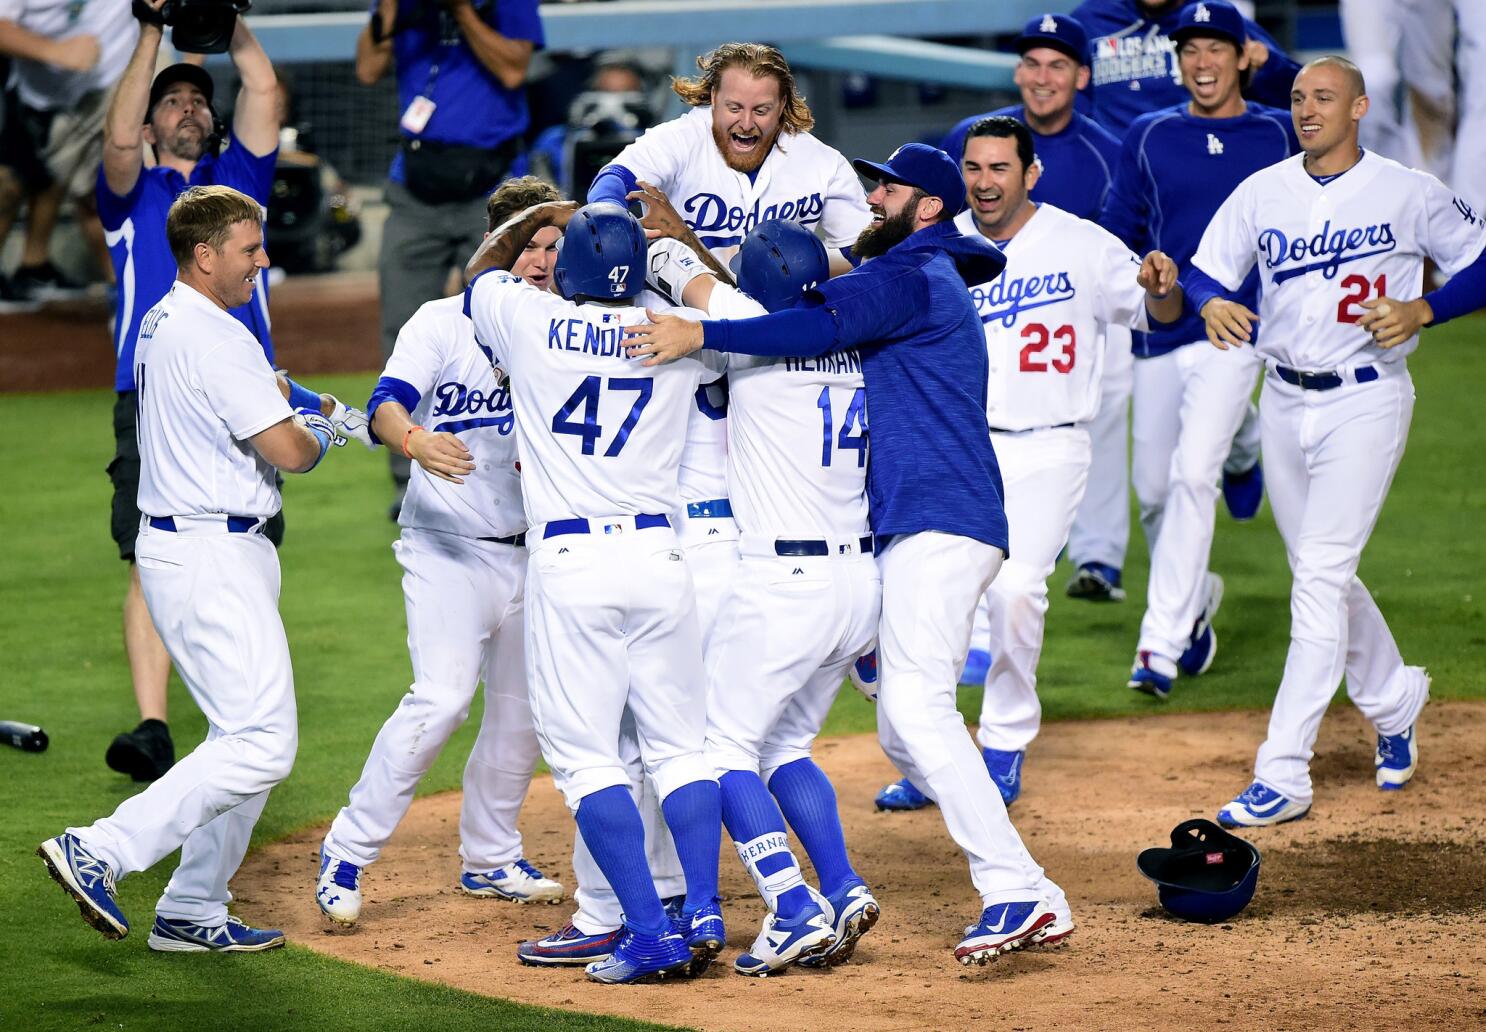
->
xmin=402 ymin=425 xmax=425 ymax=459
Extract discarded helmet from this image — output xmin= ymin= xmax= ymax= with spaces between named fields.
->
xmin=1137 ymin=818 xmax=1260 ymax=923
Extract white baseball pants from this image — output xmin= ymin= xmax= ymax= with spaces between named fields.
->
xmin=1133 ymin=341 xmax=1262 ymax=661
xmin=72 ymin=523 xmax=297 ymax=926
xmin=874 ymin=531 xmax=1059 ymax=909
xmin=1341 ymin=0 xmax=1426 ymax=168
xmin=1250 ymin=365 xmax=1429 ymax=803
xmin=1068 ymin=324 xmax=1134 ymax=572
xmin=975 ymin=428 xmax=1092 ymax=752
xmin=324 ymin=529 xmax=538 ymax=871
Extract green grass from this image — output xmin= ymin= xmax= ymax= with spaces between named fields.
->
xmin=2 ymin=324 xmax=1483 ymax=1029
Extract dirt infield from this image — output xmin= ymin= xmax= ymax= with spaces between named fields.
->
xmin=237 ymin=702 xmax=1486 ymax=1032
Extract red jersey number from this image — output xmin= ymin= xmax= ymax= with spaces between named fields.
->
xmin=1019 ymin=323 xmax=1076 ymax=374
xmin=1337 ymin=273 xmax=1386 ymax=324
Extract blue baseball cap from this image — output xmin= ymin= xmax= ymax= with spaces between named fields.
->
xmin=851 ymin=143 xmax=967 ymax=217
xmin=1172 ymin=1 xmax=1247 ymax=49
xmin=1015 ymin=12 xmax=1089 ymax=66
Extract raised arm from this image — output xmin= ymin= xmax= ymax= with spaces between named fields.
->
xmin=630 ymin=181 xmax=734 ymax=283
xmin=465 ymin=200 xmax=576 ymax=281
xmin=227 ymin=17 xmax=280 ymax=157
xmin=101 ymin=5 xmax=167 ymax=198
xmin=0 ymin=18 xmax=99 ymax=71
xmin=355 ymin=0 xmax=397 ymax=85
xmin=449 ymin=0 xmax=534 ymax=90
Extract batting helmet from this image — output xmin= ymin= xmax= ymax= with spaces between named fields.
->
xmin=730 ymin=219 xmax=828 ymax=313
xmin=1137 ymin=818 xmax=1261 ymax=924
xmin=553 ymin=202 xmax=647 ymax=302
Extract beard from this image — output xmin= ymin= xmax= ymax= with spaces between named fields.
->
xmin=852 ymin=197 xmax=921 ymax=260
xmin=158 ymin=121 xmax=209 ymax=162
xmin=711 ymin=120 xmax=780 ymax=174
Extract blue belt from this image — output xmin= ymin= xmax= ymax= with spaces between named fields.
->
xmin=478 ymin=533 xmax=527 ymax=547
xmin=775 ymin=535 xmax=874 ymax=557
xmin=148 ymin=515 xmax=263 ymax=534
xmin=543 ymin=513 xmax=670 ymax=539
xmin=685 ymin=498 xmax=733 ymax=519
xmin=1275 ymin=364 xmax=1378 ymax=391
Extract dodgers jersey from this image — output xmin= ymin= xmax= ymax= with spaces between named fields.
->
xmin=955 ymin=204 xmax=1151 ymax=430
xmin=133 ymin=282 xmax=293 ymax=520
xmin=708 ymin=285 xmax=869 ymax=539
xmin=1102 ymin=101 xmax=1295 ymax=356
xmin=367 ymin=295 xmax=525 ymax=539
xmin=465 ymin=270 xmax=720 ymax=527
xmin=1191 ymin=150 xmax=1486 ymax=370
xmin=589 ymin=107 xmax=872 ymax=251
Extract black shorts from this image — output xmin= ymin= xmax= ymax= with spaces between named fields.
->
xmin=108 ymin=391 xmax=285 ymax=561
xmin=0 ymin=87 xmax=54 ymax=192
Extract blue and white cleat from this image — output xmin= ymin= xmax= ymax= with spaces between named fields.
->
xmin=875 ymin=777 xmax=934 ymax=812
xmin=1217 ymin=781 xmax=1310 ymax=828
xmin=734 ymin=900 xmax=836 ymax=976
xmin=954 ymin=900 xmax=1054 ymax=965
xmin=982 ymin=748 xmax=1024 ymax=807
xmin=1223 ymin=461 xmax=1264 ymax=521
xmin=584 ymin=927 xmax=694 ymax=984
xmin=147 ymin=914 xmax=285 ymax=952
xmin=38 ymin=833 xmax=129 ymax=940
xmin=800 ymin=882 xmax=880 ymax=968
xmin=679 ymin=899 xmax=726 ymax=974
xmin=849 ymin=649 xmax=879 ymax=700
xmin=518 ymin=922 xmax=623 ymax=966
xmin=1376 ymin=725 xmax=1418 ymax=790
xmin=459 ymin=858 xmax=565 ymax=903
xmin=1030 ymin=911 xmax=1075 ymax=950
xmin=959 ymin=648 xmax=992 ymax=686
xmin=1178 ymin=574 xmax=1224 ymax=677
xmin=1128 ymin=651 xmax=1177 ymax=700
xmin=316 ymin=846 xmax=363 ymax=927
xmin=1066 ymin=561 xmax=1126 ymax=602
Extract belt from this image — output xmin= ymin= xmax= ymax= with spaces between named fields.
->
xmin=685 ymin=498 xmax=733 ymax=519
xmin=477 ymin=533 xmax=527 ymax=547
xmin=774 ymin=535 xmax=874 ymax=557
xmin=148 ymin=515 xmax=265 ymax=534
xmin=542 ymin=513 xmax=670 ymax=539
xmin=989 ymin=422 xmax=1076 ymax=434
xmin=1274 ymin=364 xmax=1378 ymax=391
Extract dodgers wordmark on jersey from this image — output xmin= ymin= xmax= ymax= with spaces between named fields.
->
xmin=955 ymin=204 xmax=1150 ymax=431
xmin=464 ymin=270 xmax=721 ymax=527
xmin=368 ymin=295 xmax=525 ymax=540
xmin=1192 ymin=150 xmax=1486 ymax=370
xmin=134 ymin=282 xmax=293 ymax=521
xmin=594 ymin=107 xmax=871 ymax=252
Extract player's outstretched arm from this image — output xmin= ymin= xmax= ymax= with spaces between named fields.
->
xmin=629 ymin=181 xmax=734 ymax=284
xmin=275 ymin=374 xmax=377 ymax=448
xmin=1137 ymin=250 xmax=1184 ymax=324
xmin=466 ymin=200 xmax=578 ymax=281
xmin=249 ymin=413 xmax=336 ymax=473
xmin=370 ymin=402 xmax=475 ymax=484
xmin=1199 ymin=297 xmax=1259 ymax=350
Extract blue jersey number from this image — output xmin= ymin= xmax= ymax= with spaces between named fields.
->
xmin=551 ymin=375 xmax=654 ymax=457
xmin=815 ymin=386 xmax=867 ymax=467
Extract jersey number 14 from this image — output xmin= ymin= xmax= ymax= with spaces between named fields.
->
xmin=816 ymin=386 xmax=867 ymax=467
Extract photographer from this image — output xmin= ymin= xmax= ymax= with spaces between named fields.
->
xmin=355 ymin=0 xmax=543 ymax=516
xmin=97 ymin=0 xmax=281 ymax=786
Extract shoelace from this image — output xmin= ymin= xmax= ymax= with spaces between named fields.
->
xmin=512 ymin=858 xmax=544 ymax=880
xmin=330 ymin=861 xmax=360 ymax=890
xmin=1378 ymin=731 xmax=1409 ymax=763
xmin=1238 ymin=783 xmax=1272 ymax=804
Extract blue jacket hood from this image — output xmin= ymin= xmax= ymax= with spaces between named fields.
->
xmin=893 ymin=221 xmax=1007 ymax=286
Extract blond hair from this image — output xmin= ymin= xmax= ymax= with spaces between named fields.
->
xmin=671 ymin=43 xmax=814 ymax=135
xmin=486 ymin=175 xmax=564 ymax=232
xmin=166 ymin=185 xmax=265 ymax=267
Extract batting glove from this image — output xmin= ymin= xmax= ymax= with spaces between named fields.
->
xmin=327 ymin=396 xmax=377 ymax=450
xmin=294 ymin=408 xmax=339 ymax=470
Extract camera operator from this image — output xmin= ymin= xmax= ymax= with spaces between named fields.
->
xmin=355 ymin=0 xmax=543 ymax=517
xmin=97 ymin=0 xmax=281 ymax=786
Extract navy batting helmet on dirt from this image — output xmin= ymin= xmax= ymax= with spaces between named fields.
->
xmin=731 ymin=219 xmax=828 ymax=313
xmin=1137 ymin=818 xmax=1261 ymax=923
xmin=553 ymin=202 xmax=647 ymax=302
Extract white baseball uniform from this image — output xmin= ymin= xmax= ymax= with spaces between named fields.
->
xmin=324 ymin=295 xmax=542 ymax=875
xmin=1192 ymin=149 xmax=1485 ymax=802
xmin=69 ymin=281 xmax=300 ymax=926
xmin=952 ymin=205 xmax=1153 ymax=757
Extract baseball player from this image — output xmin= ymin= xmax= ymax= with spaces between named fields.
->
xmin=1185 ymin=56 xmax=1486 ymax=826
xmin=626 ymin=143 xmax=1069 ymax=966
xmin=464 ymin=201 xmax=725 ymax=985
xmin=38 ymin=185 xmax=348 ymax=952
xmin=314 ymin=177 xmax=567 ymax=929
xmin=646 ymin=219 xmax=881 ymax=973
xmin=1102 ymin=1 xmax=1297 ymax=701
xmin=882 ymin=118 xmax=1183 ymax=821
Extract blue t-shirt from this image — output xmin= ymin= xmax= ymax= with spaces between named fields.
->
xmin=1101 ymin=101 xmax=1295 ymax=356
xmin=941 ymin=106 xmax=1122 ymax=222
xmin=385 ymin=0 xmax=544 ymax=184
xmin=1072 ymin=0 xmax=1300 ymax=136
xmin=97 ymin=136 xmax=278 ymax=392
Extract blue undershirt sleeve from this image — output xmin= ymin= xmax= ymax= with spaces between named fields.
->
xmin=700 ymin=306 xmax=841 ymax=357
xmin=587 ymin=164 xmax=639 ymax=206
xmin=1422 ymin=246 xmax=1486 ymax=326
xmin=365 ymin=376 xmax=424 ymax=445
xmin=1182 ymin=267 xmax=1230 ymax=322
xmin=284 ymin=378 xmax=321 ymax=412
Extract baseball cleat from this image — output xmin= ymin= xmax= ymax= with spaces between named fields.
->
xmin=875 ymin=777 xmax=934 ymax=812
xmin=1128 ymin=651 xmax=1176 ymax=700
xmin=1222 ymin=461 xmax=1264 ymax=521
xmin=1216 ymin=782 xmax=1310 ymax=828
xmin=38 ymin=834 xmax=129 ymax=940
xmin=801 ymin=881 xmax=880 ymax=968
xmin=518 ymin=922 xmax=623 ymax=966
xmin=1178 ymin=574 xmax=1224 ymax=677
xmin=1031 ymin=911 xmax=1075 ymax=949
xmin=147 ymin=915 xmax=285 ymax=952
xmin=679 ymin=899 xmax=726 ymax=975
xmin=982 ymin=748 xmax=1024 ymax=807
xmin=584 ymin=927 xmax=694 ymax=984
xmin=1375 ymin=724 xmax=1418 ymax=790
xmin=733 ymin=901 xmax=836 ymax=976
xmin=316 ymin=846 xmax=363 ymax=927
xmin=1066 ymin=561 xmax=1125 ymax=602
xmin=458 ymin=858 xmax=565 ymax=903
xmin=959 ymin=647 xmax=991 ymax=686
xmin=954 ymin=900 xmax=1054 ymax=965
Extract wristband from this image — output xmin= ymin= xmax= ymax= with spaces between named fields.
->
xmin=402 ymin=425 xmax=426 ymax=459
xmin=285 ymin=377 xmax=321 ymax=412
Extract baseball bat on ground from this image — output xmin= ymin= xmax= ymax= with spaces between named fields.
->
xmin=0 ymin=721 xmax=49 ymax=752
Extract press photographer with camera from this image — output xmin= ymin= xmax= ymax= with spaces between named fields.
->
xmin=97 ymin=0 xmax=282 ymax=786
xmin=355 ymin=0 xmax=543 ymax=517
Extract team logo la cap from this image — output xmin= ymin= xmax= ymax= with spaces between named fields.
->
xmin=851 ymin=143 xmax=968 ymax=218
xmin=1015 ymin=13 xmax=1090 ymax=66
xmin=1171 ymin=1 xmax=1247 ymax=49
